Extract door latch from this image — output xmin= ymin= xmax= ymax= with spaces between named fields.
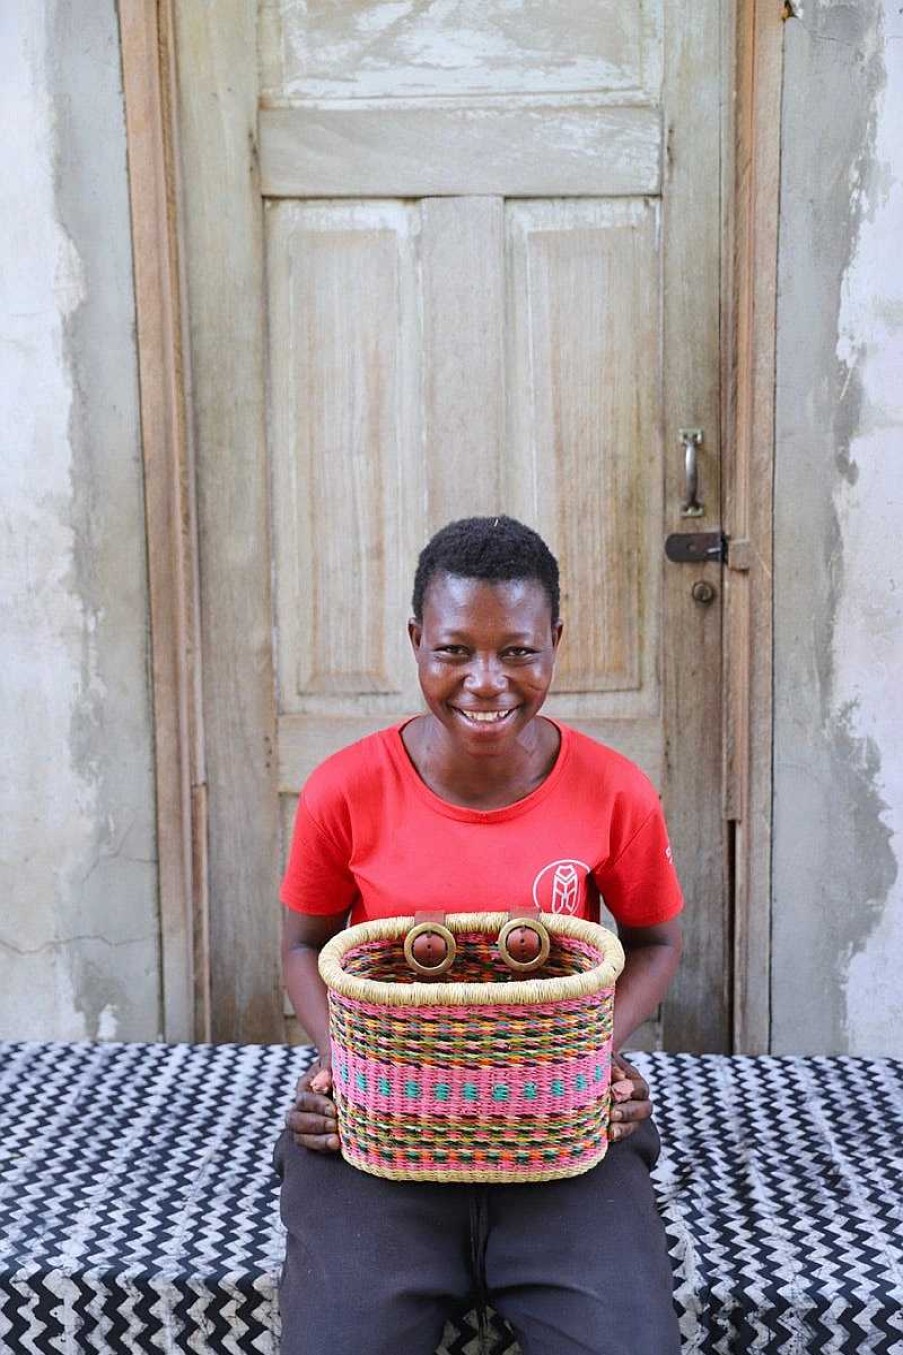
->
xmin=664 ymin=531 xmax=726 ymax=564
xmin=664 ymin=532 xmax=752 ymax=570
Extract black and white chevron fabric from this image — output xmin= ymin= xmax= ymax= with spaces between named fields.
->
xmin=0 ymin=1042 xmax=899 ymax=1353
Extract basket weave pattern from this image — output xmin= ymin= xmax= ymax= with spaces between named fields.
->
xmin=319 ymin=913 xmax=624 ymax=1184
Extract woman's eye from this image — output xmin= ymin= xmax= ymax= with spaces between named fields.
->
xmin=436 ymin=646 xmax=467 ymax=656
xmin=505 ymin=648 xmax=535 ymax=659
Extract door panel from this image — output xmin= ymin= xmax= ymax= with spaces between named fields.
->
xmin=505 ymin=200 xmax=660 ymax=712
xmin=269 ymin=201 xmax=423 ymax=718
xmin=259 ymin=105 xmax=661 ymax=199
xmin=259 ymin=0 xmax=662 ymax=101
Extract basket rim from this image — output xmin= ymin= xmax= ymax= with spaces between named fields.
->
xmin=318 ymin=911 xmax=625 ymax=1007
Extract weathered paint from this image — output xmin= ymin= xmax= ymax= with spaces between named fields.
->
xmin=834 ymin=2 xmax=903 ymax=1053
xmin=773 ymin=0 xmax=901 ymax=1054
xmin=0 ymin=2 xmax=160 ymax=1039
xmin=259 ymin=0 xmax=663 ymax=103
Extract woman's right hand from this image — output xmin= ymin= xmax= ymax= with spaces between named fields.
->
xmin=285 ymin=1057 xmax=340 ymax=1153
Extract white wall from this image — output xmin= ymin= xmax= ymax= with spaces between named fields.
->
xmin=0 ymin=1 xmax=160 ymax=1040
xmin=773 ymin=0 xmax=902 ymax=1054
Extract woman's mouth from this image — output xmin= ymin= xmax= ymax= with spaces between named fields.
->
xmin=452 ymin=707 xmax=518 ymax=727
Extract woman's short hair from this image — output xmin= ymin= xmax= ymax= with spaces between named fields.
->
xmin=412 ymin=516 xmax=560 ymax=622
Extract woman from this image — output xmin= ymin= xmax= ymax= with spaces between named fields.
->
xmin=275 ymin=517 xmax=683 ymax=1354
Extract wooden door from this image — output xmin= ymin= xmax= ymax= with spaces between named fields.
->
xmin=174 ymin=2 xmax=727 ymax=1051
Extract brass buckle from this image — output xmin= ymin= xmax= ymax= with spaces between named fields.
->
xmin=497 ymin=917 xmax=551 ymax=973
xmin=403 ymin=921 xmax=457 ymax=976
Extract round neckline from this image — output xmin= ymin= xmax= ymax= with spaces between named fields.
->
xmin=386 ymin=717 xmax=572 ymax=822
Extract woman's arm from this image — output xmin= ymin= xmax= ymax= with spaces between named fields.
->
xmin=282 ymin=906 xmax=347 ymax=1152
xmin=612 ymin=916 xmax=682 ymax=1052
xmin=281 ymin=906 xmax=346 ymax=1055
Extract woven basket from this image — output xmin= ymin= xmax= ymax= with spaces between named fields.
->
xmin=318 ymin=912 xmax=625 ymax=1184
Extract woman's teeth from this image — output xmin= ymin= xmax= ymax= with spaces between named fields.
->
xmin=457 ymin=709 xmax=515 ymax=724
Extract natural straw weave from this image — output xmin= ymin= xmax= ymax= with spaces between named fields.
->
xmin=318 ymin=913 xmax=625 ymax=1183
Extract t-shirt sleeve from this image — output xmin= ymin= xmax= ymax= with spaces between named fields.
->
xmin=594 ymin=792 xmax=684 ymax=929
xmin=280 ymin=795 xmax=358 ymax=917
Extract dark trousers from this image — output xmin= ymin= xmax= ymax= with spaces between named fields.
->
xmin=273 ymin=1118 xmax=679 ymax=1355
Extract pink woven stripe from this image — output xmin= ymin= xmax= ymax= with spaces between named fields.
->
xmin=331 ymin=991 xmax=614 ymax=1023
xmin=332 ymin=1046 xmax=612 ymax=1117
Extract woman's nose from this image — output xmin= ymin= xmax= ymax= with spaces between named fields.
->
xmin=464 ymin=656 xmax=506 ymax=694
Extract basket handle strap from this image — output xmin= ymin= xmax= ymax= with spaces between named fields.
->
xmin=498 ymin=909 xmax=551 ymax=972
xmin=404 ymin=913 xmax=457 ymax=976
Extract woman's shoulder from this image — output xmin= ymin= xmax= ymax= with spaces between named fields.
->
xmin=302 ymin=724 xmax=401 ymax=814
xmin=555 ymin=722 xmax=660 ymax=807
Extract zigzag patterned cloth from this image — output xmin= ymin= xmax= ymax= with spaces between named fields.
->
xmin=0 ymin=1042 xmax=900 ymax=1353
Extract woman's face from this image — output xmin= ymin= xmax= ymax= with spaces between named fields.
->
xmin=408 ymin=572 xmax=563 ymax=753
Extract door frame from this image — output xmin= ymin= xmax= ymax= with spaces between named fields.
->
xmin=120 ymin=0 xmax=782 ymax=1052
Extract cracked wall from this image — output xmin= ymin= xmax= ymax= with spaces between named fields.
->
xmin=0 ymin=1 xmax=160 ymax=1040
xmin=773 ymin=0 xmax=902 ymax=1054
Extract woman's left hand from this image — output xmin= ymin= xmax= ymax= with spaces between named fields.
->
xmin=608 ymin=1054 xmax=652 ymax=1142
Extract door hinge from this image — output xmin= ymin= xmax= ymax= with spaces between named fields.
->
xmin=664 ymin=532 xmax=752 ymax=571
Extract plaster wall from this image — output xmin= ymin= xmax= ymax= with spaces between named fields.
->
xmin=0 ymin=1 xmax=160 ymax=1039
xmin=773 ymin=0 xmax=902 ymax=1054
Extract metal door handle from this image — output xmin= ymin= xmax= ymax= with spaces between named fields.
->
xmin=680 ymin=429 xmax=704 ymax=517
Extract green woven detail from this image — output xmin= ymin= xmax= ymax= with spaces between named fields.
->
xmin=575 ymin=1074 xmax=588 ymax=1091
xmin=378 ymin=1076 xmax=391 ymax=1096
xmin=404 ymin=1080 xmax=421 ymax=1098
xmin=551 ymin=1079 xmax=565 ymax=1096
xmin=523 ymin=1082 xmax=538 ymax=1099
xmin=491 ymin=1085 xmax=510 ymax=1102
xmin=594 ymin=1063 xmax=605 ymax=1081
xmin=355 ymin=1072 xmax=368 ymax=1092
xmin=462 ymin=1083 xmax=479 ymax=1101
xmin=434 ymin=1083 xmax=451 ymax=1101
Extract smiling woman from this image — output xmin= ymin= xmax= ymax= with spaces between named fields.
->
xmin=275 ymin=516 xmax=683 ymax=1355
xmin=405 ymin=570 xmax=562 ymax=803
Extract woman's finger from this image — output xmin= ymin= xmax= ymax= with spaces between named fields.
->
xmin=295 ymin=1058 xmax=332 ymax=1096
xmin=285 ymin=1107 xmax=337 ymax=1134
xmin=309 ymin=1067 xmax=333 ymax=1094
xmin=609 ymin=1096 xmax=651 ymax=1125
xmin=294 ymin=1131 xmax=341 ymax=1153
xmin=611 ymin=1055 xmax=649 ymax=1101
xmin=294 ymin=1090 xmax=335 ymax=1116
xmin=608 ymin=1118 xmax=641 ymax=1143
xmin=286 ymin=1108 xmax=339 ymax=1151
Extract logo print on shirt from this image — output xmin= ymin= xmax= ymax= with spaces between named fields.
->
xmin=532 ymin=859 xmax=591 ymax=915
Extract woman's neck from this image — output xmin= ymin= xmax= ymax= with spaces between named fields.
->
xmin=402 ymin=715 xmax=560 ymax=810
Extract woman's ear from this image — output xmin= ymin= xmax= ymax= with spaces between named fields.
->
xmin=408 ymin=618 xmax=423 ymax=654
xmin=551 ymin=619 xmax=564 ymax=653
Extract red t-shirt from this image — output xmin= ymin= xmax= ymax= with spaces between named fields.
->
xmin=280 ymin=720 xmax=683 ymax=930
